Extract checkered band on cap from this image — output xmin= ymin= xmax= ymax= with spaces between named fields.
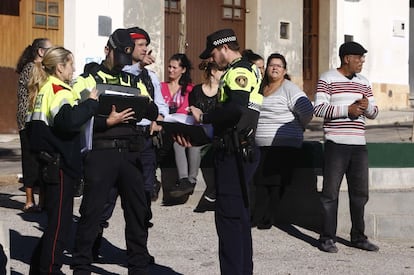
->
xmin=213 ymin=36 xmax=237 ymax=46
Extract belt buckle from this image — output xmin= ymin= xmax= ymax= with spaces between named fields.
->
xmin=113 ymin=139 xmax=120 ymax=147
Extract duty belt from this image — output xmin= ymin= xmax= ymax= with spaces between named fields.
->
xmin=136 ymin=125 xmax=151 ymax=137
xmin=93 ymin=139 xmax=141 ymax=152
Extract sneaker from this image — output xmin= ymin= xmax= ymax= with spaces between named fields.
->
xmin=319 ymin=239 xmax=338 ymax=253
xmin=170 ymin=178 xmax=195 ymax=198
xmin=351 ymin=239 xmax=379 ymax=252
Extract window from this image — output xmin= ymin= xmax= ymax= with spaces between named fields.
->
xmin=165 ymin=0 xmax=180 ymax=13
xmin=222 ymin=0 xmax=243 ymax=21
xmin=280 ymin=22 xmax=290 ymax=40
xmin=33 ymin=0 xmax=60 ymax=29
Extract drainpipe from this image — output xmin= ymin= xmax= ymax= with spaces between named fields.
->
xmin=178 ymin=0 xmax=186 ymax=53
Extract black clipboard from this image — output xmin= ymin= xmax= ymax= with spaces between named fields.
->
xmin=96 ymin=84 xmax=149 ymax=121
xmin=157 ymin=121 xmax=211 ymax=146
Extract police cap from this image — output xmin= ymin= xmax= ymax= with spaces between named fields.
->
xmin=199 ymin=28 xmax=238 ymax=59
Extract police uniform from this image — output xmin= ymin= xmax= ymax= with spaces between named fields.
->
xmin=71 ymin=29 xmax=155 ymax=274
xmin=27 ymin=75 xmax=98 ymax=274
xmin=199 ymin=29 xmax=263 ymax=275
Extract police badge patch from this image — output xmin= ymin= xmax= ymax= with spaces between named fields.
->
xmin=235 ymin=76 xmax=248 ymax=88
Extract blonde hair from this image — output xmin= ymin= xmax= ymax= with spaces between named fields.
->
xmin=28 ymin=46 xmax=73 ymax=111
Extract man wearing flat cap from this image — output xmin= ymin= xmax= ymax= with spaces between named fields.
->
xmin=179 ymin=28 xmax=262 ymax=274
xmin=72 ymin=28 xmax=155 ymax=274
xmin=314 ymin=41 xmax=379 ymax=254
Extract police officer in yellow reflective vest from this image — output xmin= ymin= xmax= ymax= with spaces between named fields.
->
xmin=180 ymin=29 xmax=263 ymax=275
xmin=71 ymin=29 xmax=156 ymax=275
xmin=26 ymin=47 xmax=99 ymax=275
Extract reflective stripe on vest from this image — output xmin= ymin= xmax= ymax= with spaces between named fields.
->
xmin=27 ymin=76 xmax=75 ymax=126
xmin=73 ymin=70 xmax=151 ymax=102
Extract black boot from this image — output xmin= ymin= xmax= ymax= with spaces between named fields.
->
xmin=170 ymin=178 xmax=195 ymax=198
xmin=194 ymin=194 xmax=215 ymax=213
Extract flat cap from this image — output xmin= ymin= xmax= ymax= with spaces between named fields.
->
xmin=339 ymin=41 xmax=367 ymax=57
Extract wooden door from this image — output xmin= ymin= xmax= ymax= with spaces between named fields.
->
xmin=164 ymin=0 xmax=246 ymax=83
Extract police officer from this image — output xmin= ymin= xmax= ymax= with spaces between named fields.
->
xmin=92 ymin=26 xmax=168 ymax=261
xmin=180 ymin=29 xmax=263 ymax=275
xmin=26 ymin=46 xmax=98 ymax=274
xmin=71 ymin=29 xmax=156 ymax=275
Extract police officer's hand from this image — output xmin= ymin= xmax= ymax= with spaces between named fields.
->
xmin=173 ymin=134 xmax=192 ymax=148
xmin=188 ymin=106 xmax=203 ymax=123
xmin=150 ymin=120 xmax=162 ymax=135
xmin=106 ymin=105 xmax=135 ymax=127
xmin=88 ymin=87 xmax=99 ymax=101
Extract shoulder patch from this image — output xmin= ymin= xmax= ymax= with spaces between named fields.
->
xmin=52 ymin=83 xmax=65 ymax=94
xmin=235 ymin=76 xmax=248 ymax=88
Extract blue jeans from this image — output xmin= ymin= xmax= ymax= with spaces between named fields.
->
xmin=320 ymin=141 xmax=369 ymax=242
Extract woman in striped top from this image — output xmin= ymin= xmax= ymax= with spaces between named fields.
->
xmin=252 ymin=53 xmax=313 ymax=229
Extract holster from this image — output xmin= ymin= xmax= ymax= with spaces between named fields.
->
xmin=152 ymin=131 xmax=163 ymax=149
xmin=238 ymin=128 xmax=255 ymax=162
xmin=213 ymin=128 xmax=255 ymax=162
xmin=38 ymin=151 xmax=61 ymax=184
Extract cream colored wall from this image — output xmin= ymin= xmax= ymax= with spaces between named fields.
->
xmin=246 ymin=0 xmax=303 ymax=79
xmin=64 ymin=0 xmax=164 ymax=79
xmin=124 ymin=0 xmax=164 ymax=80
xmin=334 ymin=0 xmax=410 ymax=110
xmin=64 ymin=1 xmax=125 ymax=77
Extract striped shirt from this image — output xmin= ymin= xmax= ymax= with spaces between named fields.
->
xmin=255 ymin=80 xmax=313 ymax=147
xmin=314 ymin=69 xmax=378 ymax=145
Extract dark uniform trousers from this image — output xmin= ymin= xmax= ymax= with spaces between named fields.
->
xmin=214 ymin=147 xmax=259 ymax=275
xmin=100 ymin=136 xmax=156 ymax=226
xmin=320 ymin=140 xmax=369 ymax=243
xmin=29 ymin=169 xmax=75 ymax=275
xmin=72 ymin=147 xmax=150 ymax=275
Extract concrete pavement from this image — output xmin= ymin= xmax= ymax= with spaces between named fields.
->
xmin=1 ymin=108 xmax=414 ymax=274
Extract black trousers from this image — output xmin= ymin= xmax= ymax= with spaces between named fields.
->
xmin=252 ymin=146 xmax=300 ymax=225
xmin=100 ymin=137 xmax=155 ymax=227
xmin=72 ymin=148 xmax=150 ymax=274
xmin=19 ymin=129 xmax=40 ymax=188
xmin=29 ymin=169 xmax=74 ymax=275
xmin=320 ymin=141 xmax=369 ymax=242
xmin=214 ymin=147 xmax=259 ymax=275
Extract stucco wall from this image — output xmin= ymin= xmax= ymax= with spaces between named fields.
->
xmin=336 ymin=0 xmax=409 ymax=86
xmin=247 ymin=0 xmax=303 ymax=78
xmin=124 ymin=0 xmax=164 ymax=81
xmin=335 ymin=0 xmax=410 ymax=109
xmin=64 ymin=1 xmax=124 ymax=77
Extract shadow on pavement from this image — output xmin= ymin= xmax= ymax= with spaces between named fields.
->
xmin=275 ymin=224 xmax=320 ymax=248
xmin=0 ymin=192 xmax=25 ymax=211
xmin=0 ymin=148 xmax=20 ymax=162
